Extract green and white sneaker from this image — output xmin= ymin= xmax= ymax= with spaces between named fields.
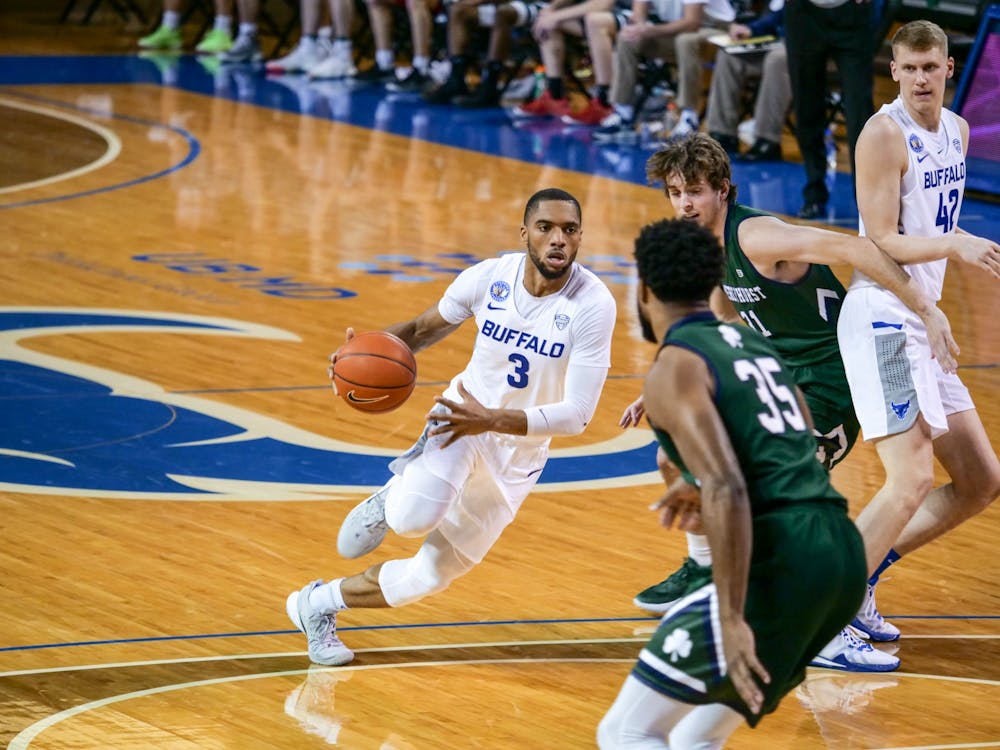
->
xmin=195 ymin=28 xmax=233 ymax=54
xmin=633 ymin=557 xmax=711 ymax=615
xmin=138 ymin=25 xmax=182 ymax=50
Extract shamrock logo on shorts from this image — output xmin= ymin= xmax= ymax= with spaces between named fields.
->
xmin=664 ymin=628 xmax=694 ymax=662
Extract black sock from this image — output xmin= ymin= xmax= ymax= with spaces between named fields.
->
xmin=596 ymin=85 xmax=609 ymax=107
xmin=547 ymin=77 xmax=563 ymax=100
xmin=448 ymin=55 xmax=470 ymax=84
xmin=480 ymin=60 xmax=503 ymax=90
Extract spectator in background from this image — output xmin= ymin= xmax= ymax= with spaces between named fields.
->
xmin=704 ymin=0 xmax=789 ymax=162
xmin=510 ymin=0 xmax=615 ymax=120
xmin=265 ymin=0 xmax=336 ymax=75
xmin=783 ymin=0 xmax=875 ymax=219
xmin=423 ymin=0 xmax=539 ymax=107
xmin=593 ymin=0 xmax=735 ymax=143
xmin=351 ymin=0 xmax=438 ymax=86
xmin=139 ymin=0 xmax=235 ymax=54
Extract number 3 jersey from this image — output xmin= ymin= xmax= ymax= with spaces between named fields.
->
xmin=855 ymin=96 xmax=965 ymax=301
xmin=437 ymin=252 xmax=616 ymax=447
xmin=721 ymin=203 xmax=847 ymax=371
xmin=654 ymin=313 xmax=845 ymax=512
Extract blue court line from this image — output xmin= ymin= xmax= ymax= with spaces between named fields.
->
xmin=3 ymin=614 xmax=999 ymax=653
xmin=0 ymin=89 xmax=200 ymax=210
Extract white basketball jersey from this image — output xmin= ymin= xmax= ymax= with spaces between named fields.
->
xmin=857 ymin=97 xmax=966 ymax=301
xmin=438 ymin=253 xmax=615 ymax=446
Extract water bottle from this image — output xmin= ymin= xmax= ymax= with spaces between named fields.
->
xmin=532 ymin=66 xmax=546 ymax=100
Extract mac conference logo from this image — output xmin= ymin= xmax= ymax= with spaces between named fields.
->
xmin=0 ymin=308 xmax=659 ymax=500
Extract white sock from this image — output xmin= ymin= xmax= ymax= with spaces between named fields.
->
xmin=687 ymin=533 xmax=712 ymax=566
xmin=213 ymin=14 xmax=232 ymax=32
xmin=238 ymin=22 xmax=257 ymax=37
xmin=375 ymin=49 xmax=394 ymax=70
xmin=162 ymin=10 xmax=180 ymax=29
xmin=412 ymin=55 xmax=429 ymax=73
xmin=299 ymin=35 xmax=317 ymax=53
xmin=613 ymin=104 xmax=635 ymax=123
xmin=333 ymin=38 xmax=352 ymax=58
xmin=309 ymin=578 xmax=347 ymax=613
xmin=680 ymin=107 xmax=699 ymax=124
xmin=318 ymin=26 xmax=332 ymax=39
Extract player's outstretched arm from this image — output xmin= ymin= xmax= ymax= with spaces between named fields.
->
xmin=740 ymin=217 xmax=960 ymax=373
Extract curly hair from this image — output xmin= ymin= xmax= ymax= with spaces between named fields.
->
xmin=634 ymin=218 xmax=724 ymax=303
xmin=645 ymin=134 xmax=737 ymax=204
xmin=524 ymin=188 xmax=582 ymax=225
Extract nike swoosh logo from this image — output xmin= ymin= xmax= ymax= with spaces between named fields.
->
xmin=487 ymin=303 xmax=506 ymax=310
xmin=916 ymin=153 xmax=930 ymax=163
xmin=346 ymin=391 xmax=389 ymax=404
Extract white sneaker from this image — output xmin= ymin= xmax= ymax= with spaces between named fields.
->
xmin=308 ymin=54 xmax=357 ymax=80
xmin=851 ymin=584 xmax=901 ymax=642
xmin=286 ymin=581 xmax=354 ymax=666
xmin=336 ymin=476 xmax=397 ymax=558
xmin=668 ymin=109 xmax=699 ymax=139
xmin=266 ymin=40 xmax=323 ymax=74
xmin=810 ymin=628 xmax=900 ymax=672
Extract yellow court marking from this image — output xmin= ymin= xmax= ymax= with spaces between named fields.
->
xmin=0 ymin=97 xmax=122 ymax=195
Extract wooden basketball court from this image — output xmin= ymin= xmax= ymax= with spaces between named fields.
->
xmin=2 ymin=5 xmax=1000 ymax=748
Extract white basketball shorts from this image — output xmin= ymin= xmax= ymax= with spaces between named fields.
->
xmin=837 ymin=285 xmax=973 ymax=441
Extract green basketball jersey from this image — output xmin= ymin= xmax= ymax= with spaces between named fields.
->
xmin=653 ymin=312 xmax=846 ymax=513
xmin=721 ymin=203 xmax=846 ymax=371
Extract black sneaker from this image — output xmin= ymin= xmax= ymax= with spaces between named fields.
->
xmin=354 ymin=65 xmax=396 ymax=84
xmin=453 ymin=84 xmax=501 ymax=109
xmin=632 ymin=557 xmax=712 ymax=614
xmin=387 ymin=68 xmax=428 ymax=93
xmin=708 ymin=131 xmax=740 ymax=154
xmin=423 ymin=77 xmax=469 ymax=104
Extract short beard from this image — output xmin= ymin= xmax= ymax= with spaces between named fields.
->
xmin=529 ymin=249 xmax=570 ymax=280
xmin=637 ymin=299 xmax=657 ymax=343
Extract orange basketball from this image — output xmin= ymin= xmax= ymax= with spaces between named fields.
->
xmin=332 ymin=331 xmax=417 ymax=413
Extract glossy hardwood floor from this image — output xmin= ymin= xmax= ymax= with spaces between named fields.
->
xmin=2 ymin=4 xmax=1000 ymax=749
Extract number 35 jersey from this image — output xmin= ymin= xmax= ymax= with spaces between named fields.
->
xmin=721 ymin=203 xmax=846 ymax=371
xmin=654 ymin=313 xmax=846 ymax=511
xmin=437 ymin=252 xmax=616 ymax=445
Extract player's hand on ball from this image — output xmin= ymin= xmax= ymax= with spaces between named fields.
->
xmin=428 ymin=381 xmax=492 ymax=447
xmin=328 ymin=327 xmax=356 ymax=393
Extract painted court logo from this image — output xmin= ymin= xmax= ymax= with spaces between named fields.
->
xmin=0 ymin=308 xmax=660 ymax=499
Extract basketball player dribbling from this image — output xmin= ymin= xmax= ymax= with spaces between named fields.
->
xmin=837 ymin=19 xmax=1000 ymax=621
xmin=285 ymin=188 xmax=617 ymax=666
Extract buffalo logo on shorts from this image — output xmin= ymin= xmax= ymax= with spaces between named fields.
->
xmin=554 ymin=313 xmax=570 ymax=330
xmin=908 ymin=133 xmax=924 ymax=154
xmin=891 ymin=399 xmax=911 ymax=420
xmin=490 ymin=280 xmax=511 ymax=302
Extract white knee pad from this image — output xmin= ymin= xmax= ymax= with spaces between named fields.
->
xmin=384 ymin=463 xmax=461 ymax=538
xmin=378 ymin=532 xmax=476 ymax=607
